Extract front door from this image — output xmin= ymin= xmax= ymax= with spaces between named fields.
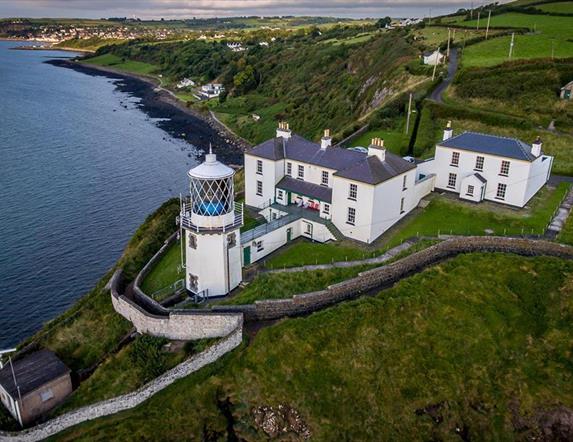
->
xmin=243 ymin=246 xmax=251 ymax=266
xmin=287 ymin=228 xmax=292 ymax=242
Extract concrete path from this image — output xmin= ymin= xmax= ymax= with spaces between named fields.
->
xmin=429 ymin=48 xmax=459 ymax=103
xmin=546 ymin=186 xmax=573 ymax=237
xmin=265 ymin=239 xmax=417 ymax=274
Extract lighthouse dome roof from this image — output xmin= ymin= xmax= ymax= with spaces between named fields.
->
xmin=188 ymin=150 xmax=234 ymax=180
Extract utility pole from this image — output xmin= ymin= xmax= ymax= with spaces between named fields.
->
xmin=485 ymin=10 xmax=492 ymax=39
xmin=405 ymin=93 xmax=413 ymax=134
xmin=446 ymin=28 xmax=451 ymax=58
xmin=551 ymin=39 xmax=555 ymax=59
xmin=470 ymin=1 xmax=474 ymax=20
xmin=508 ymin=32 xmax=515 ymax=59
xmin=476 ymin=11 xmax=481 ymax=30
xmin=428 ymin=8 xmax=432 ymax=25
xmin=432 ymin=46 xmax=440 ymax=81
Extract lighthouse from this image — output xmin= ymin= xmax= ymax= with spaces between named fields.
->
xmin=180 ymin=147 xmax=243 ymax=298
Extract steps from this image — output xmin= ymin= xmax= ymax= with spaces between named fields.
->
xmin=546 ymin=187 xmax=573 ymax=237
xmin=325 ymin=220 xmax=346 ymax=241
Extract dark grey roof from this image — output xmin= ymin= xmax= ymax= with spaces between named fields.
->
xmin=439 ymin=132 xmax=536 ymax=161
xmin=334 ymin=151 xmax=416 ymax=185
xmin=248 ymin=133 xmax=415 ymax=185
xmin=247 ymin=134 xmax=366 ymax=170
xmin=0 ymin=350 xmax=70 ymax=398
xmin=277 ymin=176 xmax=332 ymax=203
xmin=474 ymin=173 xmax=487 ymax=183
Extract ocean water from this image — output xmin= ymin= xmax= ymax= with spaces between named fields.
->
xmin=0 ymin=41 xmax=202 ymax=347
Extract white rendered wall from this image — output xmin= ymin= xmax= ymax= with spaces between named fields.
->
xmin=459 ymin=174 xmax=485 ymax=203
xmin=244 ymin=154 xmax=282 ymax=208
xmin=524 ymin=155 xmax=553 ymax=204
xmin=185 ymin=229 xmax=242 ymax=297
xmin=331 ymin=177 xmax=375 ymax=243
xmin=432 ymin=145 xmax=533 ymax=207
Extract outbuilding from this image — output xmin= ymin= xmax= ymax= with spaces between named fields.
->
xmin=0 ymin=350 xmax=72 ymax=426
xmin=561 ymin=80 xmax=573 ymax=100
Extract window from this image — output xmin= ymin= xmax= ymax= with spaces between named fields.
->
xmin=400 ymin=197 xmax=405 ymax=214
xmin=447 ymin=173 xmax=457 ymax=189
xmin=496 ymin=183 xmax=507 ymax=200
xmin=475 ymin=156 xmax=484 ymax=171
xmin=304 ymin=222 xmax=313 ymax=235
xmin=321 ymin=170 xmax=329 ymax=186
xmin=256 ymin=180 xmax=263 ymax=196
xmin=467 ymin=185 xmax=474 ymax=196
xmin=500 ymin=160 xmax=510 ymax=176
xmin=286 ymin=162 xmax=292 ymax=176
xmin=402 ymin=175 xmax=407 ymax=190
xmin=451 ymin=151 xmax=460 ymax=167
xmin=188 ymin=233 xmax=197 ymax=249
xmin=347 ymin=207 xmax=356 ymax=225
xmin=323 ymin=203 xmax=330 ymax=215
xmin=189 ymin=274 xmax=198 ymax=292
xmin=277 ymin=189 xmax=284 ymax=201
xmin=348 ymin=183 xmax=358 ymax=201
xmin=227 ymin=232 xmax=236 ymax=248
xmin=256 ymin=240 xmax=264 ymax=252
xmin=297 ymin=165 xmax=304 ymax=179
xmin=256 ymin=160 xmax=263 ymax=175
xmin=40 ymin=389 xmax=54 ymax=403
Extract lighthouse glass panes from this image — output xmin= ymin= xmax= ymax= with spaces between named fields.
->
xmin=189 ymin=175 xmax=234 ymax=216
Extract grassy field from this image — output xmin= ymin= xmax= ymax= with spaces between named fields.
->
xmin=83 ymin=53 xmax=158 ymax=76
xmin=454 ymin=13 xmax=573 ymax=66
xmin=536 ymin=1 xmax=573 ymax=13
xmin=349 ymin=128 xmax=408 ymax=153
xmin=53 ymin=253 xmax=573 ymax=440
xmin=412 ymin=26 xmax=503 ymax=48
xmin=140 ymin=240 xmax=184 ymax=295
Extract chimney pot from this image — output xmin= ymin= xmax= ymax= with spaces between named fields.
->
xmin=443 ymin=121 xmax=453 ymax=141
xmin=531 ymin=136 xmax=542 ymax=157
xmin=276 ymin=121 xmax=292 ymax=139
xmin=321 ymin=129 xmax=332 ymax=150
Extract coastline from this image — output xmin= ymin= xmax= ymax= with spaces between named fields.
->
xmin=48 ymin=58 xmax=250 ymax=164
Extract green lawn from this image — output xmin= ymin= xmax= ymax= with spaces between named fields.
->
xmin=53 ymin=253 xmax=573 ymax=441
xmin=454 ymin=13 xmax=573 ymax=66
xmin=140 ymin=240 xmax=184 ymax=296
xmin=265 ymin=184 xmax=569 ymax=268
xmin=83 ymin=53 xmax=158 ymax=76
xmin=350 ymin=128 xmax=408 ymax=154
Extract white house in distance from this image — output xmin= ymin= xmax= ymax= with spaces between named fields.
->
xmin=417 ymin=122 xmax=553 ymax=207
xmin=198 ymin=83 xmax=224 ymax=99
xmin=422 ymin=49 xmax=445 ymax=65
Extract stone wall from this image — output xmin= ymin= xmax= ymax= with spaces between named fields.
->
xmin=112 ymin=270 xmax=242 ymax=340
xmin=214 ymin=236 xmax=573 ymax=321
xmin=0 ymin=322 xmax=243 ymax=442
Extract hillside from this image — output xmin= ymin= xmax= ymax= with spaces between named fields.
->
xmin=52 ymin=253 xmax=573 ymax=440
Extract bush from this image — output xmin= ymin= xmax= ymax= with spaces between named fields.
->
xmin=130 ymin=335 xmax=168 ymax=382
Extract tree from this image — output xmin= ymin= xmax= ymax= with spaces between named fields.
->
xmin=233 ymin=65 xmax=257 ymax=94
xmin=376 ymin=17 xmax=392 ymax=29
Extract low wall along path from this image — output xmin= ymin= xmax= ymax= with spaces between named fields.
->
xmin=3 ymin=236 xmax=573 ymax=441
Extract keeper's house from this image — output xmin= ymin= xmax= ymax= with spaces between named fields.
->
xmin=244 ymin=123 xmax=435 ymax=244
xmin=417 ymin=123 xmax=553 ymax=208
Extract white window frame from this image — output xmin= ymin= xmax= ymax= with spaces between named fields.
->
xmin=256 ymin=180 xmax=263 ymax=196
xmin=475 ymin=156 xmax=484 ymax=171
xmin=496 ymin=183 xmax=507 ymax=200
xmin=277 ymin=189 xmax=284 ymax=201
xmin=297 ymin=164 xmax=304 ymax=180
xmin=256 ymin=240 xmax=264 ymax=252
xmin=400 ymin=197 xmax=405 ymax=214
xmin=347 ymin=207 xmax=356 ymax=225
xmin=321 ymin=170 xmax=329 ymax=186
xmin=256 ymin=160 xmax=263 ymax=175
xmin=500 ymin=160 xmax=510 ymax=177
xmin=286 ymin=162 xmax=292 ymax=176
xmin=323 ymin=203 xmax=330 ymax=215
xmin=402 ymin=175 xmax=407 ymax=191
xmin=451 ymin=151 xmax=460 ymax=167
xmin=348 ymin=183 xmax=358 ymax=201
xmin=467 ymin=185 xmax=474 ymax=196
xmin=447 ymin=173 xmax=457 ymax=189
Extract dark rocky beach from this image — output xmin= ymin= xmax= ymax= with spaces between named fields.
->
xmin=47 ymin=58 xmax=249 ymax=166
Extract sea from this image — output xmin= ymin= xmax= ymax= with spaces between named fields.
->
xmin=0 ymin=41 xmax=216 ymax=347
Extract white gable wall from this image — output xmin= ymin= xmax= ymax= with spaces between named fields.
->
xmin=331 ymin=176 xmax=375 ymax=243
xmin=524 ymin=155 xmax=553 ymax=204
xmin=244 ymin=154 xmax=283 ymax=208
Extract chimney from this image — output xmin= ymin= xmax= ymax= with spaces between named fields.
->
xmin=443 ymin=120 xmax=453 ymax=141
xmin=368 ymin=137 xmax=386 ymax=162
xmin=276 ymin=121 xmax=292 ymax=139
xmin=531 ymin=136 xmax=542 ymax=157
xmin=321 ymin=129 xmax=332 ymax=150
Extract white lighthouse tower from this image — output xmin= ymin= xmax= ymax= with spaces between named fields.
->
xmin=180 ymin=147 xmax=243 ymax=298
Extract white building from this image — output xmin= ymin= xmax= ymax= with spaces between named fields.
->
xmin=176 ymin=78 xmax=195 ymax=89
xmin=244 ymin=123 xmax=435 ymax=245
xmin=417 ymin=123 xmax=553 ymax=207
xmin=227 ymin=42 xmax=245 ymax=52
xmin=199 ymin=83 xmax=224 ymax=99
xmin=422 ymin=49 xmax=445 ymax=65
xmin=180 ymin=147 xmax=243 ymax=298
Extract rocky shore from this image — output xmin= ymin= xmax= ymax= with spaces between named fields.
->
xmin=47 ymin=58 xmax=249 ymax=166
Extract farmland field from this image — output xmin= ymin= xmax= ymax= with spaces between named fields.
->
xmin=453 ymin=13 xmax=573 ymax=66
xmin=535 ymin=1 xmax=573 ymax=13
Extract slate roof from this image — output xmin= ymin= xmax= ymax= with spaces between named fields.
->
xmin=439 ymin=132 xmax=537 ymax=162
xmin=474 ymin=173 xmax=487 ymax=183
xmin=0 ymin=350 xmax=70 ymax=398
xmin=277 ymin=176 xmax=333 ymax=203
xmin=334 ymin=152 xmax=416 ymax=184
xmin=247 ymin=133 xmax=416 ymax=185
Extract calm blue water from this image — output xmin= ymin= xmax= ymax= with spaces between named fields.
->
xmin=0 ymin=41 xmax=200 ymax=347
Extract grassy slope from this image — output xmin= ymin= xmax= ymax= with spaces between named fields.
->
xmin=264 ymin=184 xmax=569 ymax=268
xmin=140 ymin=240 xmax=184 ymax=295
xmin=19 ymin=199 xmax=180 ymax=372
xmin=84 ymin=53 xmax=158 ymax=76
xmin=536 ymin=1 xmax=573 ymax=13
xmin=454 ymin=13 xmax=573 ymax=66
xmin=53 ymin=253 xmax=573 ymax=441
